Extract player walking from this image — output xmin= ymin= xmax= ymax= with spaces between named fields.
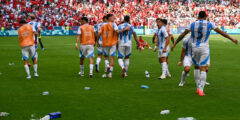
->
xmin=172 ymin=11 xmax=238 ymax=96
xmin=75 ymin=17 xmax=96 ymax=78
xmin=17 ymin=20 xmax=38 ymax=79
xmin=153 ymin=18 xmax=170 ymax=80
xmin=117 ymin=15 xmax=140 ymax=77
xmin=97 ymin=14 xmax=130 ymax=78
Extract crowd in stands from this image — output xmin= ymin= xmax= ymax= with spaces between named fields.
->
xmin=0 ymin=0 xmax=239 ymax=30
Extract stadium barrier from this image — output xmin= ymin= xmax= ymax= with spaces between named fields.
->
xmin=1 ymin=28 xmax=240 ymax=36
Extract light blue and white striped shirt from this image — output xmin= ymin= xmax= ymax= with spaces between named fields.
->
xmin=182 ymin=35 xmax=192 ymax=56
xmin=118 ymin=23 xmax=135 ymax=47
xmin=155 ymin=26 xmax=168 ymax=50
xmin=187 ymin=20 xmax=217 ymax=48
xmin=28 ymin=21 xmax=41 ymax=31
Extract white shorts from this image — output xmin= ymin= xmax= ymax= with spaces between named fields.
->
xmin=192 ymin=46 xmax=210 ymax=67
xmin=158 ymin=46 xmax=170 ymax=58
xmin=118 ymin=46 xmax=132 ymax=58
xmin=103 ymin=45 xmax=117 ymax=57
xmin=21 ymin=45 xmax=37 ymax=60
xmin=183 ymin=56 xmax=192 ymax=67
xmin=97 ymin=44 xmax=103 ymax=55
xmin=79 ymin=45 xmax=95 ymax=58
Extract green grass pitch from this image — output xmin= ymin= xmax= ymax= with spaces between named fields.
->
xmin=0 ymin=35 xmax=240 ymax=120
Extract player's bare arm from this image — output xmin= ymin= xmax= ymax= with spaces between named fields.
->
xmin=34 ymin=31 xmax=38 ymax=44
xmin=133 ymin=32 xmax=140 ymax=47
xmin=214 ymin=28 xmax=238 ymax=44
xmin=178 ymin=48 xmax=186 ymax=66
xmin=75 ymin=34 xmax=81 ymax=50
xmin=152 ymin=33 xmax=156 ymax=44
xmin=171 ymin=29 xmax=190 ymax=51
xmin=116 ymin=26 xmax=131 ymax=34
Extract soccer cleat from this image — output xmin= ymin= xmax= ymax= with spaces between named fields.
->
xmin=158 ymin=74 xmax=166 ymax=80
xmin=166 ymin=73 xmax=172 ymax=78
xmin=34 ymin=73 xmax=39 ymax=77
xmin=178 ymin=81 xmax=184 ymax=87
xmin=89 ymin=73 xmax=93 ymax=78
xmin=95 ymin=64 xmax=99 ymax=73
xmin=42 ymin=48 xmax=45 ymax=51
xmin=108 ymin=74 xmax=112 ymax=78
xmin=78 ymin=72 xmax=84 ymax=77
xmin=121 ymin=68 xmax=126 ymax=78
xmin=125 ymin=72 xmax=128 ymax=77
xmin=26 ymin=75 xmax=31 ymax=79
xmin=198 ymin=90 xmax=205 ymax=96
xmin=196 ymin=88 xmax=200 ymax=94
xmin=28 ymin=63 xmax=31 ymax=67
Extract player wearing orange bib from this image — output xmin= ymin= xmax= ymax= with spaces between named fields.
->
xmin=17 ymin=20 xmax=38 ymax=79
xmin=97 ymin=14 xmax=131 ymax=78
xmin=75 ymin=17 xmax=96 ymax=78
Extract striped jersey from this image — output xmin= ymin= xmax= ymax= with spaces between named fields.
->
xmin=182 ymin=35 xmax=192 ymax=56
xmin=187 ymin=20 xmax=217 ymax=48
xmin=28 ymin=21 xmax=41 ymax=31
xmin=155 ymin=26 xmax=168 ymax=50
xmin=118 ymin=23 xmax=135 ymax=47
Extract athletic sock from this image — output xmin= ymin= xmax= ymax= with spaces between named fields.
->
xmin=24 ymin=64 xmax=30 ymax=76
xmin=33 ymin=64 xmax=37 ymax=73
xmin=200 ymin=71 xmax=207 ymax=91
xmin=105 ymin=60 xmax=109 ymax=72
xmin=194 ymin=69 xmax=200 ymax=88
xmin=96 ymin=57 xmax=101 ymax=65
xmin=181 ymin=71 xmax=187 ymax=83
xmin=125 ymin=59 xmax=129 ymax=72
xmin=166 ymin=64 xmax=170 ymax=75
xmin=109 ymin=66 xmax=113 ymax=75
xmin=89 ymin=64 xmax=93 ymax=74
xmin=80 ymin=65 xmax=84 ymax=73
xmin=118 ymin=59 xmax=125 ymax=69
xmin=161 ymin=62 xmax=167 ymax=75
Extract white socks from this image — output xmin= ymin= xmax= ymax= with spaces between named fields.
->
xmin=125 ymin=59 xmax=129 ymax=72
xmin=181 ymin=71 xmax=187 ymax=83
xmin=166 ymin=64 xmax=170 ymax=75
xmin=200 ymin=71 xmax=207 ymax=91
xmin=33 ymin=64 xmax=37 ymax=73
xmin=194 ymin=69 xmax=200 ymax=88
xmin=80 ymin=65 xmax=84 ymax=73
xmin=105 ymin=60 xmax=109 ymax=72
xmin=96 ymin=57 xmax=101 ymax=65
xmin=161 ymin=62 xmax=167 ymax=75
xmin=89 ymin=64 xmax=93 ymax=74
xmin=118 ymin=59 xmax=125 ymax=69
xmin=109 ymin=66 xmax=113 ymax=75
xmin=24 ymin=64 xmax=30 ymax=76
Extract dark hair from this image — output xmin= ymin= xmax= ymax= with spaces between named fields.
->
xmin=30 ymin=14 xmax=36 ymax=20
xmin=198 ymin=11 xmax=207 ymax=18
xmin=106 ymin=14 xmax=113 ymax=20
xmin=161 ymin=19 xmax=168 ymax=25
xmin=124 ymin=15 xmax=130 ymax=22
xmin=103 ymin=16 xmax=107 ymax=20
xmin=81 ymin=17 xmax=88 ymax=22
xmin=156 ymin=18 xmax=161 ymax=22
xmin=19 ymin=19 xmax=27 ymax=24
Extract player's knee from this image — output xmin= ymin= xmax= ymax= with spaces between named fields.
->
xmin=184 ymin=67 xmax=191 ymax=73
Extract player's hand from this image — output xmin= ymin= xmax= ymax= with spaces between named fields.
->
xmin=232 ymin=39 xmax=238 ymax=45
xmin=153 ymin=46 xmax=157 ymax=52
xmin=124 ymin=26 xmax=131 ymax=31
xmin=75 ymin=43 xmax=78 ymax=50
xmin=163 ymin=49 xmax=166 ymax=53
xmin=148 ymin=47 xmax=152 ymax=50
xmin=178 ymin=61 xmax=182 ymax=66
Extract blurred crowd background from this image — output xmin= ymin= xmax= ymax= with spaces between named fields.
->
xmin=0 ymin=0 xmax=239 ymax=31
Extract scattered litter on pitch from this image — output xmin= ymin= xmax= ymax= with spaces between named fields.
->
xmin=141 ymin=85 xmax=149 ymax=89
xmin=84 ymin=87 xmax=91 ymax=90
xmin=40 ymin=112 xmax=61 ymax=120
xmin=160 ymin=110 xmax=170 ymax=115
xmin=145 ymin=70 xmax=150 ymax=78
xmin=42 ymin=91 xmax=50 ymax=96
xmin=177 ymin=117 xmax=196 ymax=120
xmin=8 ymin=62 xmax=15 ymax=66
xmin=205 ymin=82 xmax=210 ymax=86
xmin=0 ymin=112 xmax=9 ymax=117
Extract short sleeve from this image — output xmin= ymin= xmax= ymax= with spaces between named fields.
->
xmin=211 ymin=22 xmax=217 ymax=30
xmin=187 ymin=22 xmax=194 ymax=31
xmin=113 ymin=23 xmax=118 ymax=31
xmin=77 ymin=27 xmax=81 ymax=35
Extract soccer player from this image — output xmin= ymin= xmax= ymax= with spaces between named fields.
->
xmin=138 ymin=36 xmax=152 ymax=50
xmin=97 ymin=14 xmax=130 ymax=78
xmin=95 ymin=16 xmax=107 ymax=73
xmin=75 ymin=17 xmax=96 ymax=78
xmin=172 ymin=11 xmax=238 ymax=96
xmin=117 ymin=15 xmax=140 ymax=77
xmin=17 ymin=19 xmax=38 ymax=79
xmin=153 ymin=18 xmax=170 ymax=80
